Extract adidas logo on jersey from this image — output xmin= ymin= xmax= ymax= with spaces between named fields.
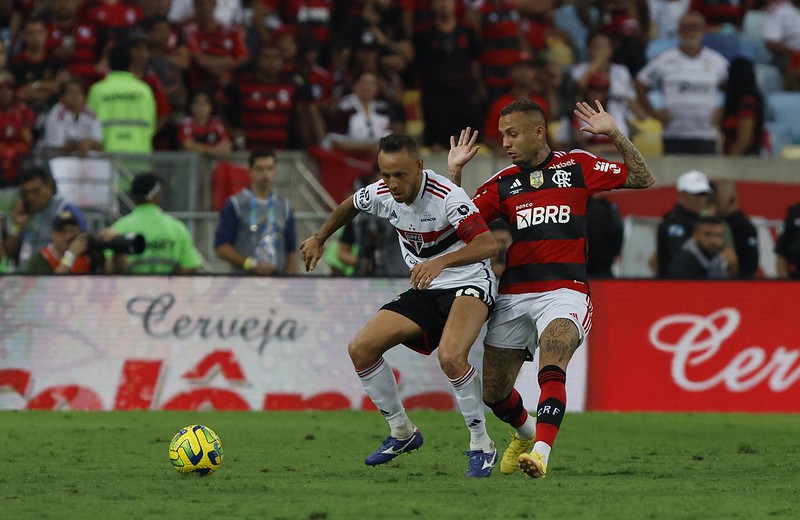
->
xmin=509 ymin=178 xmax=523 ymax=194
xmin=390 ymin=210 xmax=398 ymax=219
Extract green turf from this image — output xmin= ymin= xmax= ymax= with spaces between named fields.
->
xmin=2 ymin=411 xmax=798 ymax=520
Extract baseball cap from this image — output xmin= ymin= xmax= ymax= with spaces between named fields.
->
xmin=131 ymin=173 xmax=162 ymax=201
xmin=52 ymin=210 xmax=80 ymax=231
xmin=676 ymin=170 xmax=711 ymax=194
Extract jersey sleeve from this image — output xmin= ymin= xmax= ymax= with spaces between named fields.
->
xmin=575 ymin=151 xmax=629 ymax=193
xmin=352 ymin=180 xmax=390 ymax=218
xmin=446 ymin=188 xmax=489 ymax=243
xmin=472 ymin=178 xmax=503 ymax=222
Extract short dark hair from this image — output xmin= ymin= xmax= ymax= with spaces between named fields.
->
xmin=696 ymin=215 xmax=724 ymax=227
xmin=249 ymin=149 xmax=275 ymax=168
xmin=108 ymin=43 xmax=132 ymax=71
xmin=378 ymin=133 xmax=418 ymax=156
xmin=19 ymin=166 xmax=54 ymax=186
xmin=499 ymin=99 xmax=547 ymax=123
xmin=60 ymin=77 xmax=85 ymax=97
xmin=131 ymin=172 xmax=162 ymax=204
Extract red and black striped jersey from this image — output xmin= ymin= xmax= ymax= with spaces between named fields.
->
xmin=78 ymin=0 xmax=143 ymax=30
xmin=473 ymin=0 xmax=524 ymax=95
xmin=178 ymin=116 xmax=229 ymax=145
xmin=473 ymin=149 xmax=628 ymax=295
xmin=232 ymin=73 xmax=302 ymax=150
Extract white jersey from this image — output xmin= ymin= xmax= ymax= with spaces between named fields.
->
xmin=636 ymin=46 xmax=728 ymax=140
xmin=353 ymin=169 xmax=496 ymax=291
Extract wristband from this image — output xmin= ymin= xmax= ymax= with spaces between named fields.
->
xmin=8 ymin=223 xmax=21 ymax=237
xmin=61 ymin=251 xmax=76 ymax=269
xmin=243 ymin=257 xmax=256 ymax=271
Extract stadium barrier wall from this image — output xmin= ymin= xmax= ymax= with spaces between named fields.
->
xmin=587 ymin=280 xmax=800 ymax=412
xmin=0 ymin=276 xmax=587 ymax=412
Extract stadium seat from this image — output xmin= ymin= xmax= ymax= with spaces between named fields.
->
xmin=740 ymin=36 xmax=773 ymax=64
xmin=781 ymin=145 xmax=800 ymax=159
xmin=402 ymin=89 xmax=424 ymax=141
xmin=766 ymin=92 xmax=800 ymax=142
xmin=755 ymin=63 xmax=785 ymax=96
xmin=702 ymin=32 xmax=744 ymax=61
xmin=645 ymin=38 xmax=679 ymax=61
xmin=742 ymin=10 xmax=766 ymax=42
xmin=763 ymin=121 xmax=793 ymax=156
xmin=629 ymin=117 xmax=664 ymax=157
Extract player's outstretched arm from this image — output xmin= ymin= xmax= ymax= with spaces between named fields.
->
xmin=300 ymin=197 xmax=360 ymax=271
xmin=574 ymin=100 xmax=654 ymax=189
xmin=410 ymin=230 xmax=498 ymax=290
xmin=448 ymin=127 xmax=480 ymax=187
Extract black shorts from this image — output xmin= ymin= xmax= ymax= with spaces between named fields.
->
xmin=380 ymin=285 xmax=494 ymax=355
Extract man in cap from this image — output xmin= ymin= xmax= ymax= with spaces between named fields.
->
xmin=654 ymin=169 xmax=712 ymax=277
xmin=26 ymin=210 xmax=92 ymax=274
xmin=107 ymin=172 xmax=203 ymax=274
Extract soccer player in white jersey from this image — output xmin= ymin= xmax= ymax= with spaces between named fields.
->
xmin=300 ymin=133 xmax=500 ymax=477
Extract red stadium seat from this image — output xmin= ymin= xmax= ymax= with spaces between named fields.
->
xmin=211 ymin=161 xmax=251 ymax=211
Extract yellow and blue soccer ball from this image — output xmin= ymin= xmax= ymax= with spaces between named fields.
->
xmin=168 ymin=424 xmax=224 ymax=476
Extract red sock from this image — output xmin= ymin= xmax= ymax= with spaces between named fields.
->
xmin=535 ymin=365 xmax=567 ymax=448
xmin=486 ymin=388 xmax=529 ymax=428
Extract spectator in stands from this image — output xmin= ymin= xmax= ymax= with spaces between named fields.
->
xmin=666 ymin=215 xmax=730 ymax=279
xmin=39 ymin=77 xmax=104 ymax=157
xmin=226 ymin=45 xmax=320 ymax=150
xmin=139 ymin=0 xmax=172 ymax=19
xmin=214 ymin=150 xmax=298 ymax=276
xmin=179 ymin=89 xmax=232 ymax=156
xmin=182 ymin=0 xmax=250 ymax=91
xmin=332 ymin=0 xmax=413 ymax=77
xmin=0 ymin=71 xmax=35 ymax=201
xmin=488 ymin=219 xmax=513 ymax=278
xmin=655 ymin=169 xmax=712 ymax=277
xmin=763 ymin=0 xmax=800 ymax=90
xmin=144 ymin=16 xmax=190 ymax=113
xmin=107 ymin=172 xmax=203 ymax=274
xmin=323 ymin=71 xmax=395 ymax=158
xmin=9 ymin=16 xmax=67 ymax=136
xmin=168 ymin=0 xmax=244 ymax=27
xmin=482 ymin=51 xmax=550 ymax=156
xmin=44 ymin=0 xmax=106 ymax=86
xmin=78 ymin=0 xmax=143 ymax=41
xmin=586 ymin=195 xmax=625 ymax=278
xmin=3 ymin=166 xmax=87 ymax=272
xmin=86 ymin=43 xmax=156 ymax=153
xmin=648 ymin=0 xmax=690 ymax=39
xmin=596 ymin=0 xmax=650 ymax=75
xmin=709 ymin=179 xmax=759 ymax=278
xmin=26 ymin=210 xmax=92 ymax=274
xmin=414 ymin=0 xmax=484 ymax=151
xmin=721 ymin=57 xmax=765 ymax=157
xmin=776 ymin=202 xmax=800 ymax=279
xmin=252 ymin=0 xmax=333 ymax=60
xmin=129 ymin=35 xmax=172 ymax=134
xmin=469 ymin=0 xmax=531 ymax=103
xmin=635 ymin=11 xmax=728 ymax=154
xmin=557 ymin=71 xmax=623 ymax=154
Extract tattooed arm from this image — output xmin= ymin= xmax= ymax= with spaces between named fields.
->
xmin=609 ymin=129 xmax=655 ymax=189
xmin=575 ymin=101 xmax=655 ymax=190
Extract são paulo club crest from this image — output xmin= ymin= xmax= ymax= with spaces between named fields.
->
xmin=406 ymin=232 xmax=424 ymax=254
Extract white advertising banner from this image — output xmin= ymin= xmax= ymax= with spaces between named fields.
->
xmin=0 ymin=277 xmax=587 ymax=412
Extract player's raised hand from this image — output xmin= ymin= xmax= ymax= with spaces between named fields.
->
xmin=575 ymin=100 xmax=618 ymax=136
xmin=448 ymin=127 xmax=480 ymax=185
xmin=300 ymin=236 xmax=324 ymax=272
xmin=410 ymin=259 xmax=445 ymax=290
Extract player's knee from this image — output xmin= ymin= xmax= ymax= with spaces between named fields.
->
xmin=437 ymin=346 xmax=468 ymax=380
xmin=348 ymin=337 xmax=378 ymax=369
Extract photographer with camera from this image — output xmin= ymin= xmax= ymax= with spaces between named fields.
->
xmin=106 ymin=173 xmax=203 ymax=274
xmin=27 ymin=210 xmax=94 ymax=274
xmin=3 ymin=166 xmax=87 ymax=272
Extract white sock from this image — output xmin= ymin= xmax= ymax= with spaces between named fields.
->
xmin=516 ymin=415 xmax=536 ymax=440
xmin=357 ymin=358 xmax=414 ymax=439
xmin=533 ymin=441 xmax=552 ymax=465
xmin=450 ymin=365 xmax=493 ymax=452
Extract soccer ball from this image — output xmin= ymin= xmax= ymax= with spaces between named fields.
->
xmin=168 ymin=424 xmax=224 ymax=476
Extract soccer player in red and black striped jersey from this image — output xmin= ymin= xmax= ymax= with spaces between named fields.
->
xmin=448 ymin=99 xmax=654 ymax=478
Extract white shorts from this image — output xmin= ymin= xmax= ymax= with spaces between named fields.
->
xmin=484 ymin=288 xmax=593 ymax=352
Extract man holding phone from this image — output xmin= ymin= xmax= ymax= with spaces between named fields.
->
xmin=3 ymin=166 xmax=87 ymax=272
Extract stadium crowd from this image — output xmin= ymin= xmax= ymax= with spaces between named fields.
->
xmin=0 ymin=0 xmax=799 ymax=276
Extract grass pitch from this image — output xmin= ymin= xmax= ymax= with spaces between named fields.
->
xmin=2 ymin=411 xmax=798 ymax=520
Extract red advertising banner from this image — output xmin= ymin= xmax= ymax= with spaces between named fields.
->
xmin=587 ymin=281 xmax=800 ymax=412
